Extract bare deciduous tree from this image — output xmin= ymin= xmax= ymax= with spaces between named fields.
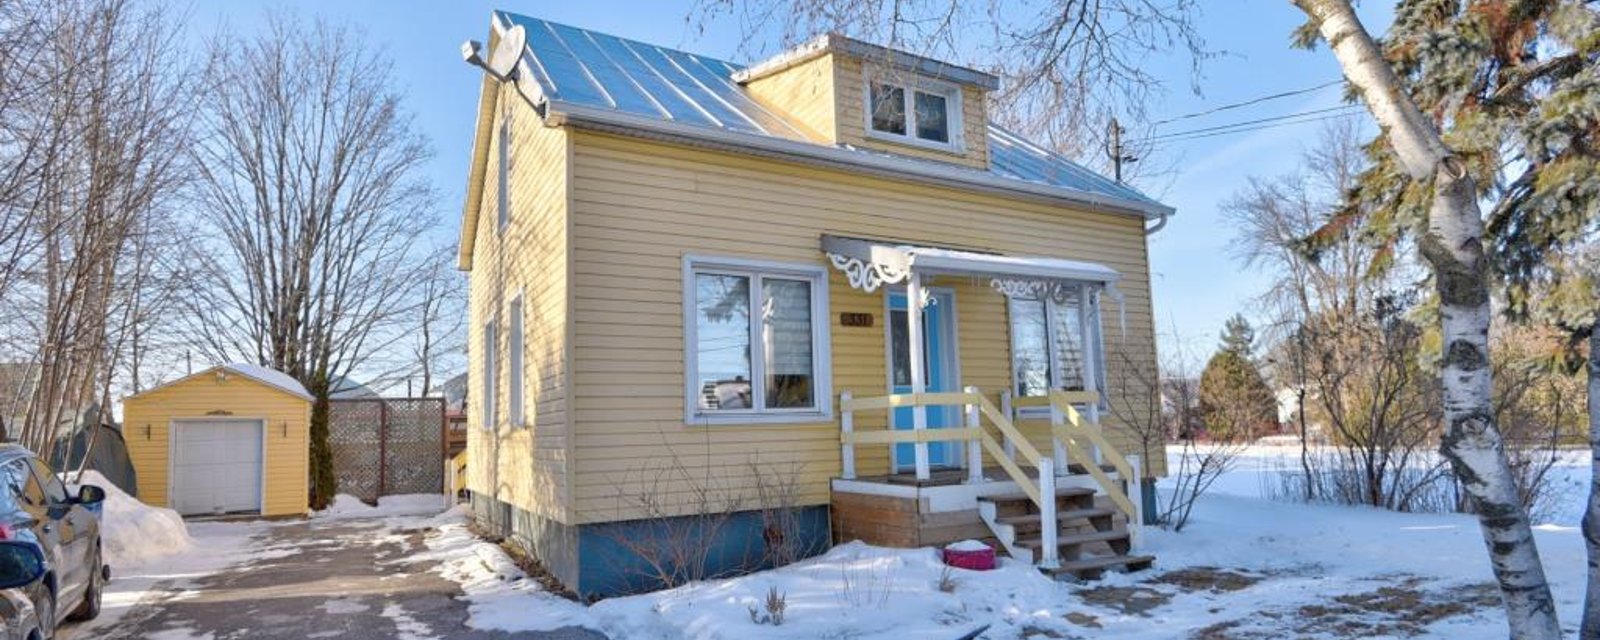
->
xmin=185 ymin=16 xmax=438 ymax=509
xmin=0 ymin=0 xmax=194 ymax=458
xmin=695 ymin=0 xmax=1209 ymax=178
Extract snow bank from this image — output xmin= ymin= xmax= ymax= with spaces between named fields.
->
xmin=314 ymin=493 xmax=447 ymax=520
xmin=70 ymin=470 xmax=192 ymax=568
xmin=411 ymin=507 xmax=598 ymax=633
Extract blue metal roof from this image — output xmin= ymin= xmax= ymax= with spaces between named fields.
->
xmin=497 ymin=11 xmax=1166 ymax=212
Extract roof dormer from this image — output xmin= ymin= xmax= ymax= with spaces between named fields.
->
xmin=735 ymin=34 xmax=997 ymax=170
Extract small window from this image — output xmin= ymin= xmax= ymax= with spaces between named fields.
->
xmin=497 ymin=117 xmax=511 ymax=231
xmin=1009 ymin=287 xmax=1105 ymax=400
xmin=914 ymin=91 xmax=949 ymax=143
xmin=686 ymin=258 xmax=830 ymax=423
xmin=869 ymin=83 xmax=906 ymax=136
xmin=482 ymin=321 xmax=498 ymax=429
xmin=867 ymin=79 xmax=960 ymax=148
xmin=507 ymin=295 xmax=525 ymax=427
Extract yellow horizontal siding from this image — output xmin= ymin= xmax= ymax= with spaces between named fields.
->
xmin=833 ymin=54 xmax=990 ymax=169
xmin=465 ymin=87 xmax=574 ymax=526
xmin=742 ymin=53 xmax=836 ymax=144
xmin=565 ymin=130 xmax=1161 ymax=523
xmin=122 ymin=371 xmax=310 ymax=517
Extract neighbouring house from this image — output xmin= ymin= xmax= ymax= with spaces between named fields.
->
xmin=122 ymin=363 xmax=311 ymax=518
xmin=459 ymin=11 xmax=1174 ymax=597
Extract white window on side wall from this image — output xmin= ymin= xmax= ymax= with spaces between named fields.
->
xmin=508 ymin=294 xmax=525 ymax=427
xmin=1009 ymin=285 xmax=1106 ymax=403
xmin=481 ymin=321 xmax=498 ymax=429
xmin=866 ymin=77 xmax=961 ymax=150
xmin=497 ymin=116 xmax=511 ymax=231
xmin=684 ymin=256 xmax=831 ymax=424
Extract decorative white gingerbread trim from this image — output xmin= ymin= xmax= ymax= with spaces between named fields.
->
xmin=827 ymin=252 xmax=909 ymax=293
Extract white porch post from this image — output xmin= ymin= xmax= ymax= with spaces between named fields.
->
xmin=964 ymin=385 xmax=982 ymax=484
xmin=908 ymin=272 xmax=930 ymax=481
xmin=1081 ymin=284 xmax=1104 ymax=466
xmin=841 ymin=391 xmax=855 ymax=480
xmin=1050 ymin=396 xmax=1068 ymax=473
xmin=1001 ymin=390 xmax=1016 ymax=462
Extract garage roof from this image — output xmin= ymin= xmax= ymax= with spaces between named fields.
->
xmin=127 ymin=363 xmax=313 ymax=401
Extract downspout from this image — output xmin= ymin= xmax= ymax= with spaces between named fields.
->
xmin=1145 ymin=212 xmax=1170 ymax=236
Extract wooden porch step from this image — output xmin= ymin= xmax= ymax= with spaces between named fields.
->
xmin=1014 ymin=529 xmax=1128 ymax=551
xmin=1044 ymin=554 xmax=1156 ymax=579
xmin=981 ymin=487 xmax=1095 ymax=503
xmin=996 ymin=507 xmax=1116 ymax=527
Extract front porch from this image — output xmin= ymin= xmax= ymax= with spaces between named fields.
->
xmin=830 ymin=388 xmax=1152 ymax=578
xmin=819 ymin=236 xmax=1153 ymax=578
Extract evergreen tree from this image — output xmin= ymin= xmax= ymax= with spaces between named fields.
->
xmin=1198 ymin=326 xmax=1278 ymax=441
xmin=1219 ymin=314 xmax=1257 ymax=358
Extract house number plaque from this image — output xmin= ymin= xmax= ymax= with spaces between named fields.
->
xmin=839 ymin=312 xmax=874 ymax=328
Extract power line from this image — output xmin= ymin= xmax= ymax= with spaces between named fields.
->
xmin=1150 ymin=79 xmax=1346 ymax=127
xmin=1139 ymin=104 xmax=1363 ymax=142
xmin=1143 ymin=110 xmax=1364 ymax=144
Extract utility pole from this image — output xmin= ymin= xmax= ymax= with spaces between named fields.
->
xmin=1106 ymin=117 xmax=1137 ymax=182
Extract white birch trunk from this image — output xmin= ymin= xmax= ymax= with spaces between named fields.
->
xmin=1583 ymin=313 xmax=1600 ymax=639
xmin=1294 ymin=1 xmax=1561 ymax=637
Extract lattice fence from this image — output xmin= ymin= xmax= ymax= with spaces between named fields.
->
xmin=329 ymin=398 xmax=445 ymax=503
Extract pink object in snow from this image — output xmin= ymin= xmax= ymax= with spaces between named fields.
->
xmin=942 ymin=542 xmax=995 ymax=570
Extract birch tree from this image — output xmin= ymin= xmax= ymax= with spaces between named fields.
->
xmin=0 ymin=0 xmax=194 ymax=456
xmin=1291 ymin=1 xmax=1561 ymax=636
xmin=186 ymin=16 xmax=437 ymax=509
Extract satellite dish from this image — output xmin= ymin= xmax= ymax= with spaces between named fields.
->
xmin=488 ymin=25 xmax=526 ymax=80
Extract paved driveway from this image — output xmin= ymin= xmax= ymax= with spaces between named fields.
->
xmin=73 ymin=517 xmax=606 ymax=640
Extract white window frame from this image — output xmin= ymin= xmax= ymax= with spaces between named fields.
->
xmin=507 ymin=293 xmax=525 ymax=428
xmin=862 ymin=75 xmax=964 ymax=152
xmin=496 ymin=116 xmax=511 ymax=232
xmin=1007 ymin=284 xmax=1108 ymax=413
xmin=481 ymin=320 xmax=498 ymax=429
xmin=682 ymin=255 xmax=833 ymax=425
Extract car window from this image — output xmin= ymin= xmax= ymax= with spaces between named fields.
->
xmin=26 ymin=459 xmax=66 ymax=505
xmin=1 ymin=461 xmax=43 ymax=508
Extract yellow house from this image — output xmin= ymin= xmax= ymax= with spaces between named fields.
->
xmin=123 ymin=363 xmax=311 ymax=518
xmin=458 ymin=12 xmax=1174 ymax=596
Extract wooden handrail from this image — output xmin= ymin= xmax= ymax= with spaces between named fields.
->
xmin=1049 ymin=391 xmax=1134 ymax=480
xmin=841 ymin=391 xmax=978 ymax=412
xmin=1047 ymin=390 xmax=1138 ymax=518
xmin=841 ymin=427 xmax=981 ymax=445
xmin=837 ymin=389 xmax=1060 ymax=566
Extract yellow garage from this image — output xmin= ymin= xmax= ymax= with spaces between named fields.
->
xmin=123 ymin=363 xmax=310 ymax=518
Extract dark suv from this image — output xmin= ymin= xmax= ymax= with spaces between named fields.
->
xmin=0 ymin=445 xmax=106 ymax=639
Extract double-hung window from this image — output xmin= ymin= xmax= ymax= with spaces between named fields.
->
xmin=481 ymin=321 xmax=498 ymax=429
xmin=1009 ymin=285 xmax=1106 ymax=404
xmin=685 ymin=257 xmax=830 ymax=424
xmin=507 ymin=295 xmax=525 ymax=428
xmin=497 ymin=117 xmax=511 ymax=231
xmin=867 ymin=78 xmax=961 ymax=149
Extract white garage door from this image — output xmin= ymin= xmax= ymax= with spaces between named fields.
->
xmin=171 ymin=420 xmax=264 ymax=516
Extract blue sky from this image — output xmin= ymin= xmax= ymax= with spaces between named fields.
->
xmin=188 ymin=1 xmax=1390 ymax=364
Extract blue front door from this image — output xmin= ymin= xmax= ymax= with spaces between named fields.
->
xmin=890 ymin=290 xmax=958 ymax=471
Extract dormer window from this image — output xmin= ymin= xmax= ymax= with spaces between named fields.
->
xmin=867 ymin=79 xmax=961 ymax=150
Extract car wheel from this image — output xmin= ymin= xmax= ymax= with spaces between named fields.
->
xmin=68 ymin=548 xmax=103 ymax=622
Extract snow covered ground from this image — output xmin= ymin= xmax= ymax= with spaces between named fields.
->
xmin=417 ymin=444 xmax=1589 ymax=639
xmin=59 ymin=450 xmax=1592 ymax=639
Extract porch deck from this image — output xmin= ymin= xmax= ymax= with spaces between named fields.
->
xmin=829 ymin=388 xmax=1153 ymax=579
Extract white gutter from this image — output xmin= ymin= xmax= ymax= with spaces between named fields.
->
xmin=540 ymin=100 xmax=1176 ymax=220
